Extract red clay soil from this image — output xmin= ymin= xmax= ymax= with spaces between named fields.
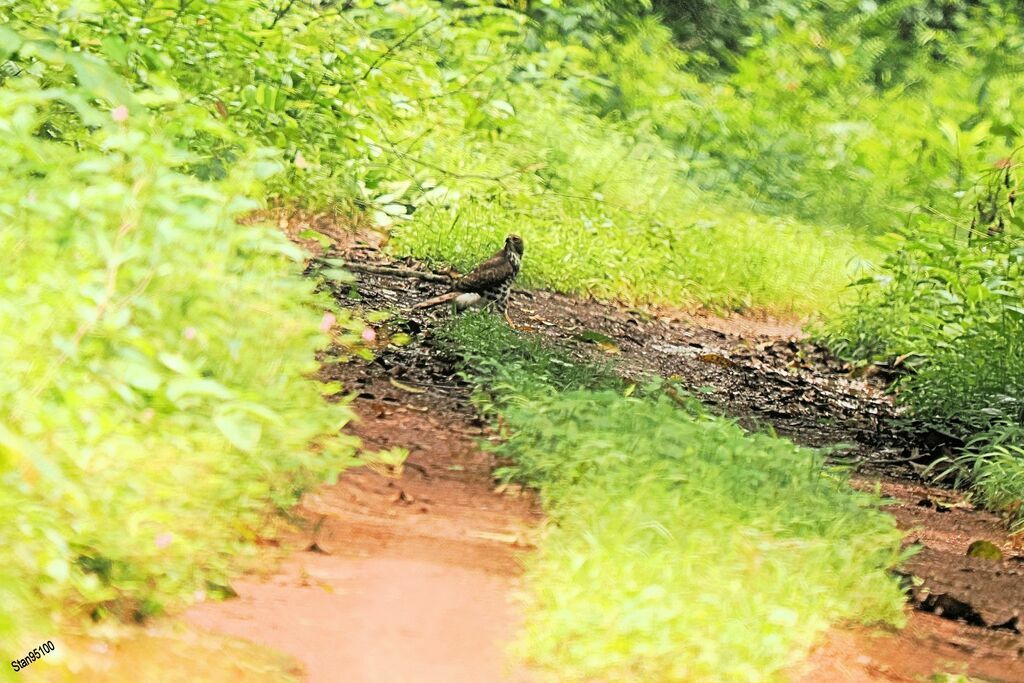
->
xmin=797 ymin=610 xmax=1024 ymax=682
xmin=186 ymin=385 xmax=542 ymax=683
xmin=795 ymin=477 xmax=1024 ymax=682
xmin=186 ymin=224 xmax=1024 ymax=682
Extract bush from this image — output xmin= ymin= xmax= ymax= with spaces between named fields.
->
xmin=822 ymin=162 xmax=1024 ymax=522
xmin=0 ymin=37 xmax=357 ymax=650
xmin=548 ymin=1 xmax=1024 ymax=234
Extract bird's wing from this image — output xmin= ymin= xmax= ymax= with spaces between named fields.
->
xmin=455 ymin=251 xmax=512 ymax=292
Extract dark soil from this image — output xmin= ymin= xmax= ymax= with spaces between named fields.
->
xmin=320 ymin=244 xmax=914 ymax=465
xmin=310 ymin=237 xmax=1024 ymax=681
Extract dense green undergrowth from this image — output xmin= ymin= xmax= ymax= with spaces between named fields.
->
xmin=10 ymin=0 xmax=1024 ymax=314
xmin=388 ymin=94 xmax=867 ymax=313
xmin=821 ymin=169 xmax=1024 ymax=526
xmin=3 ymin=0 xmax=954 ymax=315
xmin=0 ymin=29 xmax=364 ymax=663
xmin=438 ymin=313 xmax=907 ymax=681
xmin=384 ymin=0 xmax=1024 ymax=314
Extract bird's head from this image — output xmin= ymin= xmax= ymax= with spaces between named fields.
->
xmin=504 ymin=234 xmax=524 ymax=257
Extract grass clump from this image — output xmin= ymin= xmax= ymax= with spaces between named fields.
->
xmin=439 ymin=313 xmax=907 ymax=681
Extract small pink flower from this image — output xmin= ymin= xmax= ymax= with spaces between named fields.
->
xmin=155 ymin=532 xmax=173 ymax=549
xmin=319 ymin=311 xmax=336 ymax=333
xmin=361 ymin=327 xmax=376 ymax=343
xmin=111 ymin=105 xmax=129 ymax=122
xmin=294 ymin=151 xmax=309 ymax=170
xmin=183 ymin=326 xmax=197 ymax=340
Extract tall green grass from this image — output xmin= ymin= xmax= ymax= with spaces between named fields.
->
xmin=391 ymin=92 xmax=871 ymax=315
xmin=821 ymin=221 xmax=1024 ymax=527
xmin=439 ymin=314 xmax=907 ymax=681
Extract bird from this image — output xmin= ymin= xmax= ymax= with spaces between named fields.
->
xmin=413 ymin=234 xmax=524 ymax=324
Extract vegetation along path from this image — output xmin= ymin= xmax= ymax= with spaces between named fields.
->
xmin=185 ymin=222 xmax=1023 ymax=682
xmin=9 ymin=0 xmax=1024 ymax=679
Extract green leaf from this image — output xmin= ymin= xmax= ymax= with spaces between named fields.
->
xmin=44 ymin=559 xmax=70 ymax=583
xmin=574 ymin=330 xmax=620 ymax=353
xmin=214 ymin=410 xmax=263 ymax=453
xmin=297 ymin=229 xmax=333 ymax=248
xmin=487 ymin=99 xmax=515 ymax=119
xmin=381 ymin=203 xmax=408 ymax=216
xmin=318 ymin=268 xmax=355 ymax=282
xmin=66 ymin=52 xmax=139 ymax=112
xmin=0 ymin=26 xmax=25 ymax=58
xmin=121 ymin=362 xmax=163 ymax=392
xmin=166 ymin=378 xmax=234 ymax=402
xmin=0 ymin=423 xmax=65 ymax=484
xmin=158 ymin=353 xmax=195 ymax=375
xmin=937 ymin=118 xmax=959 ymax=147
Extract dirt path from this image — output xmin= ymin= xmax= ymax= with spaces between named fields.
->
xmin=183 ymin=222 xmax=1023 ymax=681
xmin=186 ymin=381 xmax=541 ymax=682
xmin=304 ymin=244 xmax=1022 ymax=681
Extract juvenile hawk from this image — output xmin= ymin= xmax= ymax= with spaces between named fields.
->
xmin=413 ymin=234 xmax=524 ymax=322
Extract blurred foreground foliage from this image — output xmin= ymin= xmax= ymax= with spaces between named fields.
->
xmin=0 ymin=27 xmax=360 ymax=657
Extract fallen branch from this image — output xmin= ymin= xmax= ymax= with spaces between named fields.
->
xmin=863 ymin=451 xmax=936 ymax=465
xmin=340 ymin=261 xmax=454 ymax=284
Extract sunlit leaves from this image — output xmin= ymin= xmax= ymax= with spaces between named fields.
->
xmin=213 ymin=409 xmax=263 ymax=453
xmin=822 ymin=203 xmax=1024 ymax=524
xmin=0 ymin=40 xmax=357 ymax=645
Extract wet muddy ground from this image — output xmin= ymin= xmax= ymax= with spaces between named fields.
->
xmin=308 ymin=235 xmax=1024 ymax=681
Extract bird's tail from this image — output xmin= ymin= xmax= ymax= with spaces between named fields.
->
xmin=412 ymin=291 xmax=460 ymax=310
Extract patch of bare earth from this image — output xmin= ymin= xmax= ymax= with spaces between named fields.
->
xmin=308 ymin=237 xmax=1023 ymax=682
xmin=180 ymin=212 xmax=540 ymax=683
xmin=185 ymin=375 xmax=541 ymax=682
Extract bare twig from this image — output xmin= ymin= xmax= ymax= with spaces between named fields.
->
xmin=335 ymin=261 xmax=454 ymax=284
xmin=330 ymin=16 xmax=444 ymax=87
xmin=267 ymin=0 xmax=297 ymax=29
xmin=404 ymin=461 xmax=431 ymax=478
xmin=385 ymin=146 xmax=543 ymax=183
xmin=351 ymin=88 xmax=542 ymax=186
xmin=409 ymin=48 xmax=523 ymax=103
